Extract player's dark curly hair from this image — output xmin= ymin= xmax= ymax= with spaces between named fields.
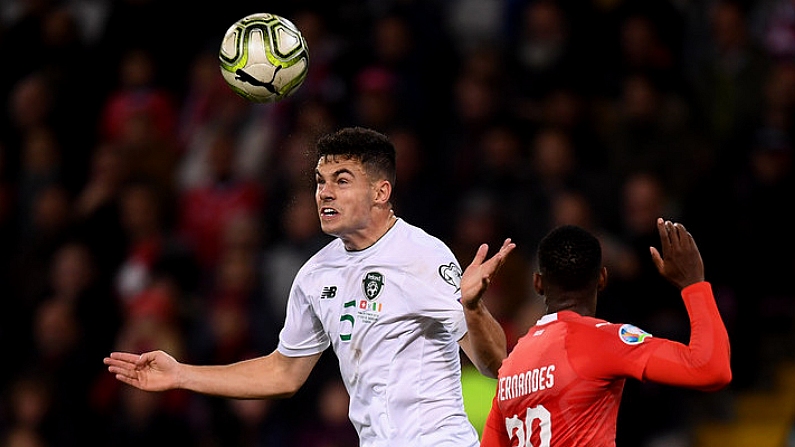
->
xmin=316 ymin=127 xmax=396 ymax=186
xmin=537 ymin=225 xmax=602 ymax=291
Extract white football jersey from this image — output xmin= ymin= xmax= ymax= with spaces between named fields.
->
xmin=278 ymin=218 xmax=479 ymax=447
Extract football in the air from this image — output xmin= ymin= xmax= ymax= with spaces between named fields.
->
xmin=219 ymin=13 xmax=309 ymax=103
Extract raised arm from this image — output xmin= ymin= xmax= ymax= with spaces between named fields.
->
xmin=458 ymin=238 xmax=516 ymax=378
xmin=104 ymin=349 xmax=322 ymax=398
xmin=643 ymin=219 xmax=731 ymax=390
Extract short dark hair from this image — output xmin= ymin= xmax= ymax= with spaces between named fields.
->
xmin=315 ymin=127 xmax=396 ymax=186
xmin=537 ymin=225 xmax=602 ymax=291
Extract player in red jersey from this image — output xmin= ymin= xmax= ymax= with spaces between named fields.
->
xmin=480 ymin=218 xmax=731 ymax=447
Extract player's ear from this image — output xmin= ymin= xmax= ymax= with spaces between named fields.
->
xmin=533 ymin=272 xmax=544 ymax=296
xmin=597 ymin=266 xmax=608 ymax=292
xmin=373 ymin=179 xmax=392 ymax=204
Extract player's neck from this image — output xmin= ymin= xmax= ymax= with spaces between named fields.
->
xmin=546 ymin=300 xmax=595 ymax=317
xmin=343 ymin=210 xmax=398 ymax=251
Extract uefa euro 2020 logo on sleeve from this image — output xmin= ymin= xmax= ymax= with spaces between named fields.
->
xmin=619 ymin=324 xmax=652 ymax=345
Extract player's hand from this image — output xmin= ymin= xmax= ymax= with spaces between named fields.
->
xmin=460 ymin=238 xmax=516 ymax=310
xmin=104 ymin=350 xmax=182 ymax=391
xmin=650 ymin=218 xmax=705 ymax=290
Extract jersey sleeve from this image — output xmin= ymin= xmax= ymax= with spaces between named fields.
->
xmin=566 ymin=318 xmax=658 ymax=381
xmin=569 ymin=282 xmax=731 ymax=390
xmin=404 ymin=244 xmax=468 ymax=342
xmin=641 ymin=282 xmax=732 ymax=390
xmin=480 ymin=394 xmax=510 ymax=447
xmin=277 ymin=268 xmax=330 ymax=357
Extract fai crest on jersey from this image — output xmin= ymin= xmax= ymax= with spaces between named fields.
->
xmin=362 ymin=272 xmax=384 ymax=300
xmin=619 ymin=324 xmax=652 ymax=345
xmin=439 ymin=262 xmax=463 ymax=291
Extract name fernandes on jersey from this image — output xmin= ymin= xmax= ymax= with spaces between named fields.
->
xmin=498 ymin=365 xmax=556 ymax=401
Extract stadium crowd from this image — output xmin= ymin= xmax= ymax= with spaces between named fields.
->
xmin=0 ymin=0 xmax=792 ymax=446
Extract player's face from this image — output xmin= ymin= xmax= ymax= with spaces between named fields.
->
xmin=315 ymin=156 xmax=378 ymax=245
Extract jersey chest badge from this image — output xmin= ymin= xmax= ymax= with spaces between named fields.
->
xmin=362 ymin=271 xmax=384 ymax=300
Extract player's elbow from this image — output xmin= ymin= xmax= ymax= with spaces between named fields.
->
xmin=256 ymin=380 xmax=302 ymax=399
xmin=692 ymin=362 xmax=732 ymax=391
xmin=478 ymin=361 xmax=501 ymax=379
xmin=703 ymin=367 xmax=732 ymax=391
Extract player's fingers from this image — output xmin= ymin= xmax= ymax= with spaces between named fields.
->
xmin=109 ymin=351 xmax=141 ymax=363
xmin=649 ymin=246 xmax=664 ymax=273
xmin=656 ymin=218 xmax=671 ymax=250
xmin=107 ymin=364 xmax=141 ymax=383
xmin=114 ymin=373 xmax=141 ymax=388
xmin=672 ymin=222 xmax=688 ymax=247
xmin=499 ymin=238 xmax=516 ymax=257
xmin=104 ymin=357 xmax=130 ymax=369
xmin=681 ymin=226 xmax=699 ymax=252
xmin=491 ymin=239 xmax=515 ymax=269
xmin=470 ymin=243 xmax=489 ymax=267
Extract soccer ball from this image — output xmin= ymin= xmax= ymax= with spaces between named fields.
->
xmin=219 ymin=13 xmax=309 ymax=103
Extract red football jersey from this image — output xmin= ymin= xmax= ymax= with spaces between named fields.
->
xmin=480 ymin=282 xmax=730 ymax=447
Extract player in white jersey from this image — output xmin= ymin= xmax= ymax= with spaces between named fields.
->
xmin=105 ymin=126 xmax=515 ymax=447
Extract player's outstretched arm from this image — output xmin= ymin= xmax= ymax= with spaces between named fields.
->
xmin=459 ymin=238 xmax=516 ymax=378
xmin=643 ymin=218 xmax=731 ymax=390
xmin=104 ymin=349 xmax=321 ymax=399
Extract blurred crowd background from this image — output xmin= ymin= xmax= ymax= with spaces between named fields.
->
xmin=0 ymin=0 xmax=793 ymax=446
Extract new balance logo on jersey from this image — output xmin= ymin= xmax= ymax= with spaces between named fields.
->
xmin=321 ymin=286 xmax=337 ymax=299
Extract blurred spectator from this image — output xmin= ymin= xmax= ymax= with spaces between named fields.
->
xmin=291 ymin=9 xmax=348 ymax=106
xmin=444 ymin=0 xmax=505 ymax=56
xmin=0 ymin=373 xmax=53 ymax=447
xmin=260 ymin=188 xmax=330 ymax=327
xmin=7 ymin=184 xmax=73 ymax=366
xmin=440 ymin=60 xmax=507 ymax=191
xmin=351 ymin=65 xmax=400 ymax=132
xmin=4 ymin=72 xmax=57 ymax=177
xmin=291 ymin=378 xmax=359 ymax=447
xmin=2 ymin=426 xmax=47 ymax=447
xmin=114 ymin=178 xmax=172 ymax=307
xmin=729 ymin=127 xmax=795 ymax=389
xmin=104 ymin=384 xmax=197 ymax=447
xmin=594 ymin=72 xmax=708 ymax=202
xmin=536 ymin=87 xmax=607 ymax=170
xmin=523 ymin=126 xmax=612 ymax=247
xmin=176 ymin=127 xmax=265 ymax=272
xmin=508 ymin=0 xmax=586 ymax=102
xmin=190 ymin=229 xmax=268 ymax=365
xmin=261 ymin=130 xmax=319 ymax=222
xmin=71 ymin=142 xmax=128 ymax=279
xmin=99 ymin=48 xmax=178 ymax=145
xmin=755 ymin=0 xmax=795 ymax=61
xmin=22 ymin=241 xmax=120 ymax=446
xmin=16 ymin=125 xmax=62 ymax=235
xmin=98 ymin=48 xmax=180 ymax=197
xmin=38 ymin=241 xmax=120 ymax=366
xmin=388 ymin=126 xmax=446 ymax=235
xmin=208 ymin=395 xmax=291 ymax=447
xmin=686 ymin=0 xmax=771 ymax=167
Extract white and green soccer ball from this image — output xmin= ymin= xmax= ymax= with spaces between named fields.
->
xmin=219 ymin=13 xmax=309 ymax=103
